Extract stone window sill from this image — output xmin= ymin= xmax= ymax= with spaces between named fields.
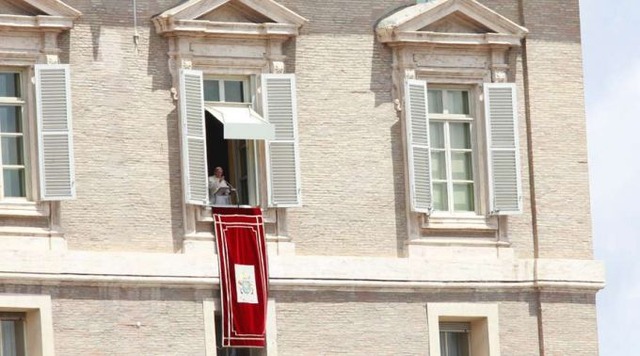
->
xmin=421 ymin=213 xmax=498 ymax=231
xmin=0 ymin=200 xmax=49 ymax=217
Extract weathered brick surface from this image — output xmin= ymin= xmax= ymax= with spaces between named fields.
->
xmin=520 ymin=0 xmax=593 ymax=259
xmin=0 ymin=285 xmax=213 ymax=355
xmin=59 ymin=0 xmax=184 ymax=252
xmin=540 ymin=293 xmax=599 ymax=355
xmin=275 ymin=290 xmax=542 ymax=355
xmin=50 ymin=0 xmax=592 ymax=259
xmin=0 ymin=0 xmax=599 ymax=354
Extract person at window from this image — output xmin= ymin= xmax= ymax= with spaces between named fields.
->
xmin=209 ymin=167 xmax=235 ymax=205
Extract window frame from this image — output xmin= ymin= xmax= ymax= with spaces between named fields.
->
xmin=439 ymin=322 xmax=471 ymax=356
xmin=418 ymin=82 xmax=498 ymax=231
xmin=203 ymin=75 xmax=260 ymax=207
xmin=428 ymin=86 xmax=479 ymax=216
xmin=203 ymin=76 xmax=253 ymax=104
xmin=0 ymin=69 xmax=32 ymax=202
xmin=427 ymin=303 xmax=500 ymax=356
xmin=0 ymin=294 xmax=55 ymax=356
xmin=0 ymin=312 xmax=27 ymax=356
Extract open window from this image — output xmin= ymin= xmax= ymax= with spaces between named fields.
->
xmin=0 ymin=0 xmax=80 ymax=219
xmin=405 ymin=80 xmax=521 ymax=217
xmin=0 ymin=65 xmax=76 ymax=207
xmin=0 ymin=71 xmax=28 ymax=200
xmin=179 ymin=70 xmax=300 ymax=208
xmin=204 ymin=76 xmax=273 ymax=206
xmin=377 ymin=0 xmax=527 ymax=239
xmin=153 ymin=0 xmax=307 ymax=248
xmin=428 ymin=87 xmax=477 ymax=215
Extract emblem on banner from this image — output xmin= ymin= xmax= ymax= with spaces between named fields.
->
xmin=235 ymin=264 xmax=259 ymax=304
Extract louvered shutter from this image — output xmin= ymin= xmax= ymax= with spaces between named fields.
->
xmin=35 ymin=64 xmax=75 ymax=200
xmin=262 ymin=74 xmax=301 ymax=207
xmin=484 ymin=83 xmax=522 ymax=214
xmin=405 ymin=79 xmax=432 ymax=213
xmin=179 ymin=69 xmax=208 ymax=205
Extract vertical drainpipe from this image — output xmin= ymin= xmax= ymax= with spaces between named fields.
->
xmin=518 ymin=1 xmax=545 ymax=355
xmin=132 ymin=0 xmax=140 ymax=53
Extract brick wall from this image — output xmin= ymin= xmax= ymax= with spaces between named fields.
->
xmin=59 ymin=0 xmax=184 ymax=252
xmin=52 ymin=0 xmax=593 ymax=260
xmin=520 ymin=0 xmax=593 ymax=259
xmin=0 ymin=0 xmax=599 ymax=354
xmin=0 ymin=285 xmax=212 ymax=355
xmin=275 ymin=290 xmax=542 ymax=355
xmin=540 ymin=292 xmax=599 ymax=355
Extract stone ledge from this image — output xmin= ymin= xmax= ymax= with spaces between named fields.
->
xmin=0 ymin=250 xmax=605 ymax=292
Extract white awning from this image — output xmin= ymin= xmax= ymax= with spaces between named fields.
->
xmin=205 ymin=104 xmax=275 ymax=140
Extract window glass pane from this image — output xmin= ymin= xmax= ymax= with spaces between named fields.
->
xmin=1 ymin=137 xmax=24 ymax=165
xmin=429 ymin=122 xmax=445 ymax=149
xmin=450 ymin=122 xmax=471 ymax=149
xmin=0 ymin=73 xmax=20 ymax=98
xmin=431 ymin=151 xmax=446 ymax=180
xmin=1 ymin=319 xmax=25 ymax=356
xmin=432 ymin=182 xmax=448 ymax=211
xmin=451 ymin=152 xmax=473 ymax=180
xmin=447 ymin=90 xmax=469 ymax=115
xmin=0 ymin=107 xmax=22 ymax=133
xmin=3 ymin=168 xmax=25 ymax=197
xmin=428 ymin=90 xmax=443 ymax=114
xmin=203 ymin=80 xmax=220 ymax=101
xmin=446 ymin=332 xmax=460 ymax=356
xmin=440 ymin=332 xmax=448 ymax=356
xmin=458 ymin=332 xmax=470 ymax=356
xmin=224 ymin=81 xmax=244 ymax=103
xmin=453 ymin=183 xmax=474 ymax=211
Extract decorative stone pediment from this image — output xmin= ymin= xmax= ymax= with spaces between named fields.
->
xmin=0 ymin=0 xmax=81 ymax=30
xmin=376 ymin=0 xmax=527 ymax=46
xmin=153 ymin=0 xmax=308 ymax=39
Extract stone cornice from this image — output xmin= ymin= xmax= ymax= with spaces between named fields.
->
xmin=385 ymin=31 xmax=522 ymax=47
xmin=153 ymin=0 xmax=307 ymax=39
xmin=0 ymin=14 xmax=75 ymax=30
xmin=376 ymin=0 xmax=527 ymax=46
xmin=155 ymin=19 xmax=300 ymax=39
xmin=0 ymin=0 xmax=81 ymax=30
xmin=0 ymin=250 xmax=605 ymax=293
xmin=18 ymin=0 xmax=81 ymax=18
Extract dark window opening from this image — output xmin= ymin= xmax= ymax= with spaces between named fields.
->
xmin=215 ymin=314 xmax=253 ymax=356
xmin=205 ymin=111 xmax=256 ymax=206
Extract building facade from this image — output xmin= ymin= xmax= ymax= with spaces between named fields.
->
xmin=0 ymin=0 xmax=603 ymax=355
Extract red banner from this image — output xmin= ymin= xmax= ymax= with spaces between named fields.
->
xmin=213 ymin=207 xmax=269 ymax=348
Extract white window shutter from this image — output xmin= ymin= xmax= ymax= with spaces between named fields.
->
xmin=484 ymin=83 xmax=522 ymax=215
xmin=35 ymin=64 xmax=76 ymax=200
xmin=179 ymin=69 xmax=208 ymax=205
xmin=262 ymin=74 xmax=301 ymax=207
xmin=404 ymin=79 xmax=432 ymax=214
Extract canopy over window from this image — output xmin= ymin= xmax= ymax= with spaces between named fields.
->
xmin=205 ymin=104 xmax=275 ymax=140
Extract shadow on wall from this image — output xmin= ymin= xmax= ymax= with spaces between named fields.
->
xmin=165 ymin=108 xmax=186 ymax=253
xmin=58 ymin=0 xmax=187 ymax=252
